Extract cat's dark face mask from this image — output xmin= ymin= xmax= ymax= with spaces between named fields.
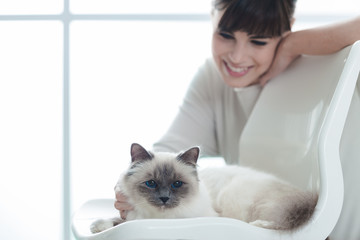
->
xmin=138 ymin=162 xmax=192 ymax=209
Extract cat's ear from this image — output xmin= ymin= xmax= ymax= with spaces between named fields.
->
xmin=131 ymin=143 xmax=153 ymax=163
xmin=176 ymin=146 xmax=200 ymax=167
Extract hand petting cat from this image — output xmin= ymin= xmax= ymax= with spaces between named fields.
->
xmin=114 ymin=190 xmax=133 ymax=220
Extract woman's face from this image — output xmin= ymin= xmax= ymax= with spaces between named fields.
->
xmin=212 ymin=10 xmax=282 ymax=88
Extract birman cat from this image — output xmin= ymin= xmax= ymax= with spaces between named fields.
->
xmin=90 ymin=143 xmax=317 ymax=233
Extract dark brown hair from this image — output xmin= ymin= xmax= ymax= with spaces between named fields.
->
xmin=214 ymin=0 xmax=296 ymax=37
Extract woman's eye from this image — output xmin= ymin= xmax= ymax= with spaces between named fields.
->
xmin=145 ymin=180 xmax=157 ymax=188
xmin=171 ymin=181 xmax=183 ymax=189
xmin=251 ymin=40 xmax=268 ymax=46
xmin=219 ymin=32 xmax=234 ymax=40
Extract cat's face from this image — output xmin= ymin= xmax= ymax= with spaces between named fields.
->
xmin=123 ymin=143 xmax=200 ymax=210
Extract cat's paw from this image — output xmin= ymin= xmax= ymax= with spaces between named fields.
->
xmin=90 ymin=219 xmax=113 ymax=233
xmin=90 ymin=218 xmax=118 ymax=233
xmin=249 ymin=220 xmax=278 ymax=229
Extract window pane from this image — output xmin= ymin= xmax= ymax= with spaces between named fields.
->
xmin=70 ymin=0 xmax=211 ymax=14
xmin=295 ymin=0 xmax=359 ymax=16
xmin=291 ymin=0 xmax=359 ymax=30
xmin=0 ymin=0 xmax=63 ymax=14
xmin=70 ymin=20 xmax=212 ymax=210
xmin=0 ymin=21 xmax=63 ymax=240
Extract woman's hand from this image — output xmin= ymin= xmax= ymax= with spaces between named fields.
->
xmin=114 ymin=189 xmax=133 ymax=220
xmin=259 ymin=32 xmax=299 ymax=86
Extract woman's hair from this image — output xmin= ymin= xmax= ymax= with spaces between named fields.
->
xmin=213 ymin=0 xmax=296 ymax=37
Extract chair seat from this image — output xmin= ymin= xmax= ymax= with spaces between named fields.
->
xmin=72 ymin=199 xmax=294 ymax=240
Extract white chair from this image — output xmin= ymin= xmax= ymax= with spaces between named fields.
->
xmin=72 ymin=41 xmax=360 ymax=240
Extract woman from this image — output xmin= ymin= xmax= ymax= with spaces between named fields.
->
xmin=116 ymin=0 xmax=360 ymax=238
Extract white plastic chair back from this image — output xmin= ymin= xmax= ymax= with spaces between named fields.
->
xmin=238 ymin=40 xmax=360 ymax=239
xmin=72 ymin=41 xmax=360 ymax=240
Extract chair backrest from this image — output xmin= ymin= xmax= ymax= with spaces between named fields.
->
xmin=238 ymin=40 xmax=360 ymax=239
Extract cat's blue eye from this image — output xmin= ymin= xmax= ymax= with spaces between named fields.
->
xmin=171 ymin=181 xmax=183 ymax=189
xmin=145 ymin=180 xmax=157 ymax=188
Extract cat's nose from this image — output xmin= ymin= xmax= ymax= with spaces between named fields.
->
xmin=159 ymin=197 xmax=169 ymax=203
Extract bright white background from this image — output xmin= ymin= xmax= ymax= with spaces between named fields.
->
xmin=0 ymin=1 xmax=359 ymax=240
xmin=0 ymin=21 xmax=63 ymax=238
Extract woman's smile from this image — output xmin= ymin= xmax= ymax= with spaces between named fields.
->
xmin=223 ymin=60 xmax=252 ymax=77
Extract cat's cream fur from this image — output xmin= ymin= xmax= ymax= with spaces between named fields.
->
xmin=200 ymin=166 xmax=317 ymax=230
xmin=90 ymin=144 xmax=317 ymax=233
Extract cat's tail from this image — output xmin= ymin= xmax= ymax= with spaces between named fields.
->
xmin=281 ymin=191 xmax=318 ymax=230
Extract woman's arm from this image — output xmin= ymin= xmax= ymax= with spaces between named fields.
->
xmin=287 ymin=16 xmax=360 ymax=55
xmin=153 ymin=59 xmax=219 ymax=156
xmin=260 ymin=16 xmax=360 ymax=85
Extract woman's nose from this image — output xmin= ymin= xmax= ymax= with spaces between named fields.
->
xmin=229 ymin=42 xmax=248 ymax=64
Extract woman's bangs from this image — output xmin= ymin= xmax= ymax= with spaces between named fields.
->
xmin=218 ymin=0 xmax=292 ymax=37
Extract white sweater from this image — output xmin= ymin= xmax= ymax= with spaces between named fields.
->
xmin=153 ymin=58 xmax=261 ymax=164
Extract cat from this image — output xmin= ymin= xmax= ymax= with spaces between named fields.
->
xmin=90 ymin=143 xmax=217 ymax=233
xmin=90 ymin=143 xmax=318 ymax=233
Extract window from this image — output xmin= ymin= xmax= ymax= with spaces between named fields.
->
xmin=0 ymin=21 xmax=63 ymax=239
xmin=0 ymin=0 xmax=62 ymax=14
xmin=0 ymin=1 xmax=358 ymax=240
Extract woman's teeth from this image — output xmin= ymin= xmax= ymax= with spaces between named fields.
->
xmin=228 ymin=64 xmax=248 ymax=73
